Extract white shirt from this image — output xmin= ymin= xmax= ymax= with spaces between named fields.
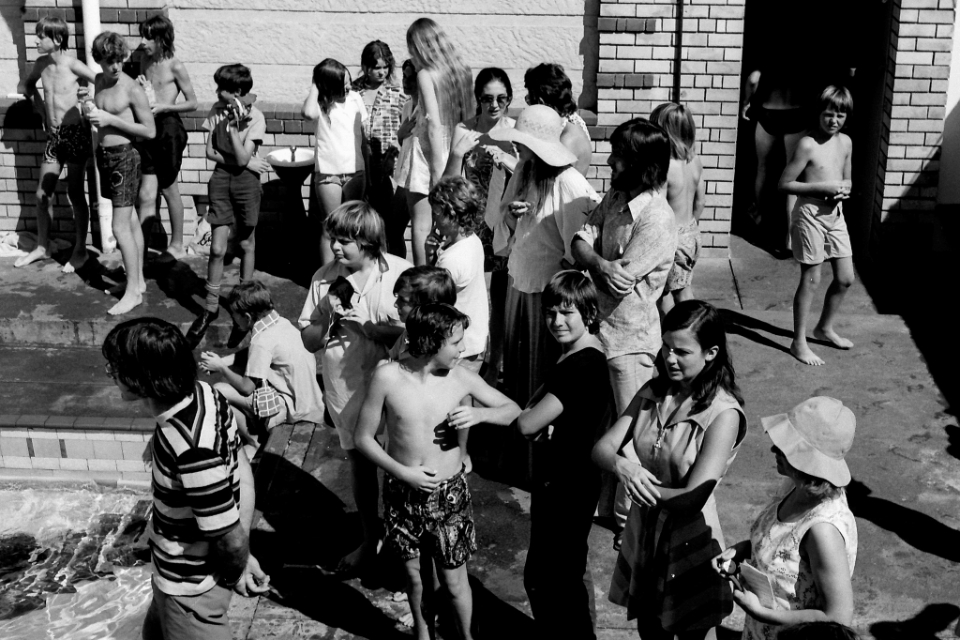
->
xmin=314 ymin=91 xmax=368 ymax=175
xmin=495 ymin=166 xmax=600 ymax=294
xmin=436 ymin=234 xmax=489 ymax=358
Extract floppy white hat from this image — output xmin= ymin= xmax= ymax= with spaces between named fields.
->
xmin=762 ymin=396 xmax=856 ymax=487
xmin=488 ymin=105 xmax=577 ymax=167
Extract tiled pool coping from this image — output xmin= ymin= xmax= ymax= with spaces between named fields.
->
xmin=0 ymin=414 xmax=153 ymax=486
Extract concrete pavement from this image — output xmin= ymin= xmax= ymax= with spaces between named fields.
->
xmin=0 ymin=236 xmax=958 ymax=639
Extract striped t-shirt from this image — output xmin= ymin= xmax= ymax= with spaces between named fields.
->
xmin=149 ymin=381 xmax=242 ymax=596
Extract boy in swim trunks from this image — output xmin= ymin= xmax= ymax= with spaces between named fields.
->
xmin=89 ymin=32 xmax=156 ymax=315
xmin=778 ymin=86 xmax=854 ymax=366
xmin=651 ymin=103 xmax=705 ymax=317
xmin=355 ymin=303 xmax=520 ymax=640
xmin=134 ymin=15 xmax=197 ymax=260
xmin=17 ymin=17 xmax=97 ymax=271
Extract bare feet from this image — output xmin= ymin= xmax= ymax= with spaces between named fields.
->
xmin=814 ymin=327 xmax=854 ymax=350
xmin=107 ymin=292 xmax=142 ymax=316
xmin=14 ymin=247 xmax=52 ymax=268
xmin=61 ymin=249 xmax=89 ymax=274
xmin=108 ymin=279 xmax=147 ymax=295
xmin=791 ymin=339 xmax=825 ymax=366
xmin=165 ymin=243 xmax=187 ymax=260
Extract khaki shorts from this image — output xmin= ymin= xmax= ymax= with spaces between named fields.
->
xmin=791 ymin=197 xmax=852 ymax=265
xmin=142 ymin=579 xmax=232 ymax=640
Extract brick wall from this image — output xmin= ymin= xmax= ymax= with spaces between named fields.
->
xmin=880 ymin=0 xmax=953 ymax=217
xmin=0 ymin=98 xmax=316 ymax=243
xmin=593 ymin=0 xmax=745 ymax=258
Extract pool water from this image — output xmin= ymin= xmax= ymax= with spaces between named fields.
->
xmin=0 ymin=483 xmax=153 ymax=640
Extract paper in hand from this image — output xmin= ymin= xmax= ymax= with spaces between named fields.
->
xmin=739 ymin=562 xmax=776 ymax=609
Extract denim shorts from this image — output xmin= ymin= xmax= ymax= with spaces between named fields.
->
xmin=207 ymin=164 xmax=262 ymax=228
xmin=96 ymin=143 xmax=141 ymax=208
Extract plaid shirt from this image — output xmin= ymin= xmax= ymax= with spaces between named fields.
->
xmin=353 ymin=76 xmax=408 ymax=160
xmin=251 ymin=309 xmax=281 ymax=338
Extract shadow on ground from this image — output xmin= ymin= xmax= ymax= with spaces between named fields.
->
xmin=248 ymin=448 xmax=536 ymax=639
xmin=869 ymin=603 xmax=960 ymax=640
xmin=846 ymin=479 xmax=960 ymax=564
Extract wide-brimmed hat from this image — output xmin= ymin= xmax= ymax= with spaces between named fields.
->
xmin=488 ymin=105 xmax=577 ymax=167
xmin=761 ymin=396 xmax=856 ymax=487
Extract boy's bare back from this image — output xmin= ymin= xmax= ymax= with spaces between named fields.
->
xmin=94 ymin=73 xmax=148 ymax=146
xmin=379 ymin=361 xmax=472 ymax=481
xmin=665 ymin=155 xmax=703 ymax=226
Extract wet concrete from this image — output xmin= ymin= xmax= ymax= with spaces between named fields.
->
xmin=1 ymin=237 xmax=959 ymax=638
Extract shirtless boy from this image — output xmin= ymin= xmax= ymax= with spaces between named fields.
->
xmin=355 ymin=303 xmax=520 ymax=640
xmin=89 ymin=32 xmax=156 ymax=315
xmin=17 ymin=17 xmax=97 ymax=271
xmin=651 ymin=102 xmax=705 ymax=317
xmin=778 ymin=86 xmax=854 ymax=366
xmin=135 ymin=15 xmax=197 ymax=259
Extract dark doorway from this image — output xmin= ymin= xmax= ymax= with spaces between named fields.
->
xmin=732 ymin=0 xmax=896 ymax=264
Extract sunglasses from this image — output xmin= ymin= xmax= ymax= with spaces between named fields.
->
xmin=480 ymin=95 xmax=510 ymax=107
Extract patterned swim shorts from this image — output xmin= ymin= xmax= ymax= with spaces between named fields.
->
xmin=43 ymin=123 xmax=92 ymax=166
xmin=383 ymin=466 xmax=477 ymax=569
xmin=665 ymin=220 xmax=701 ymax=292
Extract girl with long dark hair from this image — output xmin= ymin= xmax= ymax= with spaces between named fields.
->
xmin=593 ymin=299 xmax=748 ymax=640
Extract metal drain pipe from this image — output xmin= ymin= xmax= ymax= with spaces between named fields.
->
xmin=81 ymin=0 xmax=115 ymax=253
xmin=672 ymin=0 xmax=684 ymax=104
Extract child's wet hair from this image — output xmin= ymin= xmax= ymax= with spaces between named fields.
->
xmin=312 ymin=59 xmax=349 ymax=110
xmin=324 ymin=201 xmax=387 ymax=260
xmin=820 ymin=85 xmax=854 ymax=114
xmin=360 ymin=41 xmax=395 ymax=81
xmin=36 ymin=16 xmax=69 ymax=50
xmin=650 ymin=102 xmax=696 ymax=162
xmin=406 ymin=303 xmax=470 ymax=358
xmin=653 ymin=300 xmax=744 ymax=414
xmin=91 ymin=31 xmax=128 ymax=64
xmin=395 ymin=266 xmax=457 ymax=307
xmin=101 ymin=318 xmax=197 ymax=404
xmin=227 ymin=280 xmax=274 ymax=319
xmin=542 ymin=270 xmax=600 ymax=334
xmin=610 ymin=117 xmax=670 ymax=193
xmin=214 ymin=64 xmax=253 ymax=95
xmin=524 ymin=63 xmax=577 ymax=117
xmin=429 ymin=177 xmax=482 ymax=236
xmin=139 ymin=15 xmax=175 ymax=57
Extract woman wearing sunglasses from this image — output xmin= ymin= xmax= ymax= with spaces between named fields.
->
xmin=444 ymin=67 xmax=519 ymax=387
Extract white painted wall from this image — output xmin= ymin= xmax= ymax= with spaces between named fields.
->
xmin=938 ymin=6 xmax=960 ymax=205
xmin=170 ymin=0 xmax=599 ymax=108
xmin=0 ymin=0 xmax=24 ymax=96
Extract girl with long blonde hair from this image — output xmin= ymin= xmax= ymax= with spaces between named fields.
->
xmin=396 ymin=17 xmax=473 ymax=265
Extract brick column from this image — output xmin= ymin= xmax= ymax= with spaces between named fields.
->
xmin=879 ymin=0 xmax=954 ymax=221
xmin=594 ymin=0 xmax=745 ymax=258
